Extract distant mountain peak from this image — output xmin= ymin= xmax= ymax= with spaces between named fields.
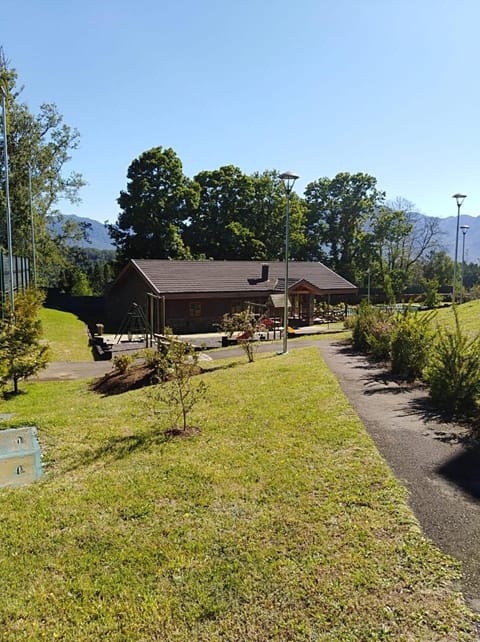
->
xmin=53 ymin=214 xmax=115 ymax=251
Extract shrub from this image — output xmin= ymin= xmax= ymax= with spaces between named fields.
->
xmin=424 ymin=308 xmax=480 ymax=415
xmin=390 ymin=310 xmax=434 ymax=380
xmin=421 ymin=278 xmax=441 ymax=309
xmin=366 ymin=318 xmax=394 ymax=361
xmin=217 ymin=309 xmax=262 ymax=362
xmin=147 ymin=336 xmax=207 ymax=432
xmin=0 ymin=288 xmax=50 ymax=393
xmin=113 ymin=353 xmax=135 ymax=373
xmin=351 ymin=302 xmax=393 ymax=358
xmin=142 ymin=348 xmax=160 ymax=369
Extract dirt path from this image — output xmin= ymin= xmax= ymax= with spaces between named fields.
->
xmin=318 ymin=339 xmax=480 ymax=614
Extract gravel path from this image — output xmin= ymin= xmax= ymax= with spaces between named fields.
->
xmin=318 ymin=339 xmax=480 ymax=615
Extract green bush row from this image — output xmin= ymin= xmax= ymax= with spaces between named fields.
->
xmin=347 ymin=302 xmax=480 ymax=416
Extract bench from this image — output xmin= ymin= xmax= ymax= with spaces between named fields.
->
xmin=87 ymin=328 xmax=113 ymax=361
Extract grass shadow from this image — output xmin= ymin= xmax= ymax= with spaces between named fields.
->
xmin=67 ymin=423 xmax=200 ymax=472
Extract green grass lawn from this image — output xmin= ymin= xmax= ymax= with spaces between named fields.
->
xmin=429 ymin=300 xmax=480 ymax=336
xmin=39 ymin=307 xmax=93 ymax=361
xmin=0 ymin=348 xmax=476 ymax=640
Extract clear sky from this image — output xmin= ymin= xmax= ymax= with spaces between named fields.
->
xmin=2 ymin=0 xmax=480 ymax=223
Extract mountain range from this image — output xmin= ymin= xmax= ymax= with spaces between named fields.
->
xmin=433 ymin=214 xmax=479 ymax=263
xmin=57 ymin=215 xmax=115 ymax=251
xmin=62 ymin=213 xmax=480 ymax=263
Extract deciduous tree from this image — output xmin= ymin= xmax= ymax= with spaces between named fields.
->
xmin=366 ymin=198 xmax=442 ymax=297
xmin=0 ymin=49 xmax=86 ymax=286
xmin=110 ymin=147 xmax=199 ymax=262
xmin=304 ymin=172 xmax=384 ymax=281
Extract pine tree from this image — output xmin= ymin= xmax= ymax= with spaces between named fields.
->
xmin=0 ymin=289 xmax=49 ymax=393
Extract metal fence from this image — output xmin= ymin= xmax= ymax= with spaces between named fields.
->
xmin=0 ymin=253 xmax=30 ymax=301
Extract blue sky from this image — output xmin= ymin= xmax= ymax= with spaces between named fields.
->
xmin=2 ymin=0 xmax=480 ymax=223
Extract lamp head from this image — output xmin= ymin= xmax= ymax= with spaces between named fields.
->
xmin=452 ymin=193 xmax=467 ymax=207
xmin=460 ymin=224 xmax=470 ymax=234
xmin=279 ymin=171 xmax=299 ymax=194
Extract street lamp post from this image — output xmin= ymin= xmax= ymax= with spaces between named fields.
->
xmin=28 ymin=164 xmax=37 ymax=287
xmin=460 ymin=224 xmax=470 ymax=304
xmin=279 ymin=171 xmax=299 ymax=354
xmin=452 ymin=193 xmax=467 ymax=304
xmin=1 ymin=85 xmax=15 ymax=313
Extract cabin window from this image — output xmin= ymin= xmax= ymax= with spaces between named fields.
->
xmin=189 ymin=302 xmax=202 ymax=317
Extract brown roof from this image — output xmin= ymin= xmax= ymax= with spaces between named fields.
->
xmin=124 ymin=260 xmax=357 ymax=295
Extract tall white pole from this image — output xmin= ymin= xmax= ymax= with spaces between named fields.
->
xmin=452 ymin=193 xmax=466 ymax=304
xmin=1 ymin=86 xmax=14 ymax=313
xmin=279 ymin=171 xmax=299 ymax=355
xmin=282 ymin=190 xmax=291 ymax=354
xmin=28 ymin=164 xmax=37 ymax=287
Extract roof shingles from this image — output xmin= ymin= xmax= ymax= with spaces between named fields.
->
xmin=130 ymin=260 xmax=357 ymax=295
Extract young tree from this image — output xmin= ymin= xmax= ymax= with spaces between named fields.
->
xmin=217 ymin=309 xmax=264 ymax=362
xmin=0 ymin=49 xmax=86 ymax=286
xmin=0 ymin=289 xmax=49 ymax=393
xmin=148 ymin=335 xmax=206 ymax=432
xmin=109 ymin=147 xmax=199 ymax=262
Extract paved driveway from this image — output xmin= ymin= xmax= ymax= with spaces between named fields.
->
xmin=318 ymin=339 xmax=480 ymax=616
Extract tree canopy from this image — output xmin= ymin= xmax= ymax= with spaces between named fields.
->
xmin=304 ymin=172 xmax=384 ymax=282
xmin=186 ymin=167 xmax=305 ymax=261
xmin=0 ymin=49 xmax=86 ymax=287
xmin=109 ymin=147 xmax=199 ymax=262
xmin=109 ymin=153 xmax=444 ymax=298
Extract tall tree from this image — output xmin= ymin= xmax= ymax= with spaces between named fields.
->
xmin=250 ymin=170 xmax=306 ymax=261
xmin=366 ymin=198 xmax=442 ymax=296
xmin=0 ymin=49 xmax=86 ymax=286
xmin=304 ymin=172 xmax=384 ymax=282
xmin=421 ymin=250 xmax=454 ymax=288
xmin=186 ymin=167 xmax=306 ymax=260
xmin=110 ymin=147 xmax=199 ymax=262
xmin=186 ymin=165 xmax=257 ymax=259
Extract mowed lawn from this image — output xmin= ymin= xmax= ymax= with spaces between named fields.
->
xmin=0 ymin=344 xmax=476 ymax=640
xmin=429 ymin=299 xmax=480 ymax=336
xmin=39 ymin=307 xmax=93 ymax=361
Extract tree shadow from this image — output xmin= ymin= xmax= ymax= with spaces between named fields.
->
xmin=405 ymin=395 xmax=480 ymax=440
xmin=360 ymin=372 xmax=419 ymax=395
xmin=67 ymin=424 xmax=198 ymax=472
xmin=437 ymin=441 xmax=480 ymax=501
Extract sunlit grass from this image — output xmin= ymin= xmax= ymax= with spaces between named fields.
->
xmin=39 ymin=307 xmax=93 ymax=361
xmin=428 ymin=300 xmax=480 ymax=337
xmin=0 ymin=348 xmax=475 ymax=640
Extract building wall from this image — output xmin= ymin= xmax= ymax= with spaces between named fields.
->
xmin=166 ymin=295 xmax=267 ymax=333
xmin=106 ymin=272 xmax=268 ymax=333
xmin=106 ymin=270 xmax=150 ymax=332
